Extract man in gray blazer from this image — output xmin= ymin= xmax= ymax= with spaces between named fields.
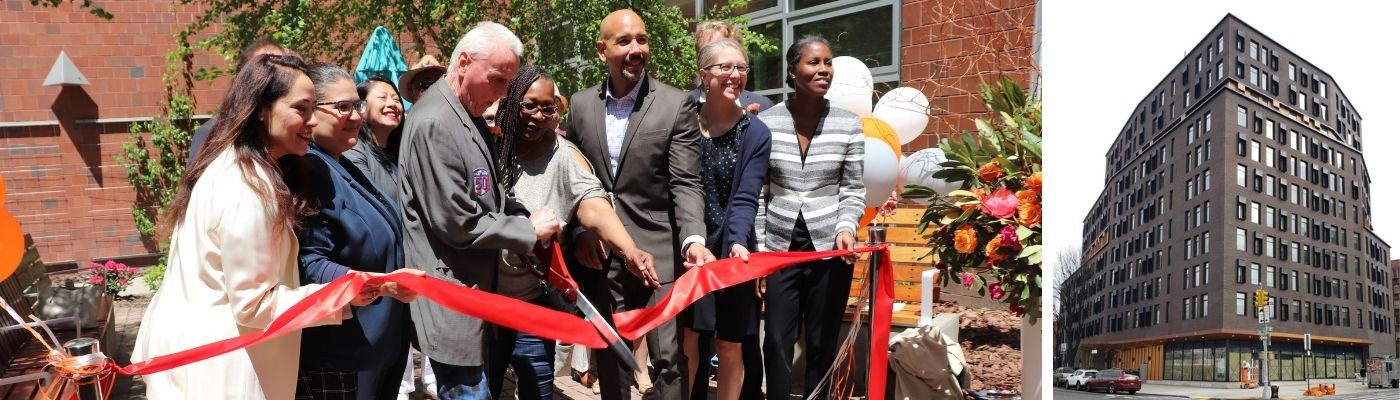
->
xmin=397 ymin=22 xmax=560 ymax=400
xmin=565 ymin=9 xmax=716 ymax=400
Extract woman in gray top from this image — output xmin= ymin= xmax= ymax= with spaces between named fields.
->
xmin=485 ymin=66 xmax=654 ymax=400
xmin=343 ymin=76 xmax=404 ymax=203
xmin=755 ymin=36 xmax=866 ymax=400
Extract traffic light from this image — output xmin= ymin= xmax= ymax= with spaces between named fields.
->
xmin=1254 ymin=289 xmax=1269 ymax=308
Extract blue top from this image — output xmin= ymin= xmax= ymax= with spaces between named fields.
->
xmin=292 ymin=144 xmax=407 ymax=370
xmin=703 ymin=112 xmax=772 ymax=256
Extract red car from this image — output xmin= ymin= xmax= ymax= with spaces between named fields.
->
xmin=1085 ymin=368 xmax=1142 ymax=394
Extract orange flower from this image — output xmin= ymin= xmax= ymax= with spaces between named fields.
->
xmin=1026 ymin=171 xmax=1042 ymax=193
xmin=984 ymin=234 xmax=1003 ymax=256
xmin=1017 ymin=190 xmax=1041 ymax=227
xmin=954 ymin=225 xmax=978 ymax=254
xmin=978 ymin=161 xmax=1006 ymax=183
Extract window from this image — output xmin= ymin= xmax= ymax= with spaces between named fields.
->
xmin=1251 ymin=263 xmax=1260 ymax=285
xmin=1237 ymin=164 xmax=1247 ymax=186
xmin=745 ymin=1 xmax=898 ymax=97
xmin=1249 ymin=41 xmax=1258 ymax=59
xmin=1236 ymin=292 xmax=1247 ymax=315
xmin=1236 ymin=228 xmax=1246 ymax=251
xmin=1237 ymin=106 xmax=1247 ymax=127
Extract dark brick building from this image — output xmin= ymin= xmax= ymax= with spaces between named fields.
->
xmin=1064 ymin=14 xmax=1395 ymax=383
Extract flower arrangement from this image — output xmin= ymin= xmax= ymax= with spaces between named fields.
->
xmin=88 ymin=260 xmax=141 ymax=296
xmin=903 ymin=76 xmax=1042 ymax=321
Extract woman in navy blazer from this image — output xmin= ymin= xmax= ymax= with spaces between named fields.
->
xmin=285 ymin=63 xmax=421 ymax=400
xmin=681 ymin=39 xmax=772 ymax=400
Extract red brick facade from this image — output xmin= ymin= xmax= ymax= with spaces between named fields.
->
xmin=900 ymin=0 xmax=1038 ymax=151
xmin=0 ymin=2 xmax=229 ymax=268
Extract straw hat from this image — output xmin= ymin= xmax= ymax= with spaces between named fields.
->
xmin=399 ymin=54 xmax=446 ymax=102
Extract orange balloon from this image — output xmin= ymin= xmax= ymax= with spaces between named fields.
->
xmin=0 ymin=175 xmax=24 ymax=284
xmin=861 ymin=117 xmax=902 ymax=157
xmin=859 ymin=207 xmax=878 ymax=229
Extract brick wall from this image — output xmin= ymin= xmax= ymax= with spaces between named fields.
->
xmin=0 ymin=1 xmax=229 ymax=268
xmin=900 ymin=0 xmax=1038 ymax=151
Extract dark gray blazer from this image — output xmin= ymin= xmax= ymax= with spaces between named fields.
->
xmin=565 ymin=76 xmax=705 ymax=283
xmin=397 ymin=80 xmax=535 ymax=366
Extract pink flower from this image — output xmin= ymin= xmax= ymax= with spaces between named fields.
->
xmin=962 ymin=272 xmax=976 ymax=287
xmin=989 ymin=282 xmax=1005 ymax=300
xmin=980 ymin=188 xmax=1019 ymax=219
xmin=998 ymin=225 xmax=1022 ymax=251
xmin=89 ymin=275 xmax=103 ymax=284
xmin=120 ymin=278 xmax=128 ymax=285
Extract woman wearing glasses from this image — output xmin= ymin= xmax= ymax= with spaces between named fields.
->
xmin=485 ymin=66 xmax=654 ymax=400
xmin=285 ymin=63 xmax=422 ymax=400
xmin=680 ymin=39 xmax=772 ymax=400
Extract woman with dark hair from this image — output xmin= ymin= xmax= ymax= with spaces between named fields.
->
xmin=132 ymin=54 xmax=395 ymax=400
xmin=344 ymin=75 xmax=404 ymax=202
xmin=484 ymin=66 xmax=654 ymax=400
xmin=755 ymin=36 xmax=866 ymax=399
xmin=681 ymin=39 xmax=771 ymax=400
xmin=286 ymin=63 xmax=421 ymax=400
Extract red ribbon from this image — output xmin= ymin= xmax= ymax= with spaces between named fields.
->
xmin=112 ymin=272 xmax=606 ymax=376
xmin=611 ymin=246 xmax=893 ymax=398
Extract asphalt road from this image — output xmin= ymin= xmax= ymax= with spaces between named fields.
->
xmin=1052 ymin=387 xmax=1400 ymax=400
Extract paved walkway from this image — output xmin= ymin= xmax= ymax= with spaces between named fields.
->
xmin=1135 ymin=380 xmax=1396 ymax=399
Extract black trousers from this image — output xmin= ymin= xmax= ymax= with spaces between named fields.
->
xmin=762 ymin=224 xmax=853 ymax=399
xmin=578 ymin=259 xmax=687 ymax=400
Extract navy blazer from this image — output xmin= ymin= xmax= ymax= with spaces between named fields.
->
xmin=707 ymin=113 xmax=772 ymax=256
xmin=290 ymin=144 xmax=407 ymax=371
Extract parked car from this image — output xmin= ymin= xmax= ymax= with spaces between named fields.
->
xmin=1065 ymin=369 xmax=1098 ymax=390
xmin=1053 ymin=366 xmax=1077 ymax=387
xmin=1085 ymin=368 xmax=1142 ymax=394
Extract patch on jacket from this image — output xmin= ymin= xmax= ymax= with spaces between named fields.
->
xmin=473 ymin=168 xmax=491 ymax=197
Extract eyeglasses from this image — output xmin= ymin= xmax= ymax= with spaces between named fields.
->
xmin=315 ymin=100 xmax=367 ymax=117
xmin=704 ymin=63 xmax=750 ymax=75
xmin=520 ymin=102 xmax=559 ymax=116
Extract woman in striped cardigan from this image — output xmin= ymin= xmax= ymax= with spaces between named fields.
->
xmin=754 ymin=36 xmax=866 ymax=399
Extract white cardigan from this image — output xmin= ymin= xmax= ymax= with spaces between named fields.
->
xmin=132 ymin=149 xmax=344 ymax=400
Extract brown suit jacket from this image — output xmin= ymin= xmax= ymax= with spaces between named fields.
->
xmin=564 ymin=76 xmax=704 ymax=283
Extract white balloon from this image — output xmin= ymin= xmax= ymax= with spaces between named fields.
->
xmin=899 ymin=148 xmax=959 ymax=204
xmin=874 ymin=87 xmax=931 ymax=145
xmin=862 ymin=137 xmax=900 ymax=207
xmin=826 ymin=56 xmax=873 ymax=116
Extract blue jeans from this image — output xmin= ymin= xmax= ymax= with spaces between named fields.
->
xmin=429 ymin=360 xmax=490 ymax=400
xmin=487 ymin=299 xmax=556 ymax=400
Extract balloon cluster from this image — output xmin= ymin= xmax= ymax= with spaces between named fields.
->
xmin=825 ymin=57 xmax=956 ymax=227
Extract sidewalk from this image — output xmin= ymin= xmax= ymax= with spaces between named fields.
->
xmin=1138 ymin=380 xmax=1370 ymax=399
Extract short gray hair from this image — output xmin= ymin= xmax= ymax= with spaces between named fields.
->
xmin=698 ymin=39 xmax=746 ymax=71
xmin=450 ymin=21 xmax=524 ymax=67
xmin=306 ymin=62 xmax=353 ymax=100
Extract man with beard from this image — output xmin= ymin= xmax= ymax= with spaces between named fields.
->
xmin=564 ymin=8 xmax=715 ymax=400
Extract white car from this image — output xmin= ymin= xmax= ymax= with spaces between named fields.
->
xmin=1065 ymin=369 xmax=1099 ymax=390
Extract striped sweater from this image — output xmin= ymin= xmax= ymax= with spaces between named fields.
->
xmin=754 ymin=101 xmax=866 ymax=252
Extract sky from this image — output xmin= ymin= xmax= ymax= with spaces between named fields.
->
xmin=1042 ymin=1 xmax=1400 ymax=301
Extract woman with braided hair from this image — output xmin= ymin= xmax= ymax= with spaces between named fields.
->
xmin=484 ymin=66 xmax=654 ymax=400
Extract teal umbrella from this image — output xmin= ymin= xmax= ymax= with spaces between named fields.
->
xmin=353 ymin=26 xmax=408 ymax=84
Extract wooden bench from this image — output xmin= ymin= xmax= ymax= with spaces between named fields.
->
xmin=849 ymin=208 xmax=941 ymax=328
xmin=0 ymin=234 xmax=115 ymax=400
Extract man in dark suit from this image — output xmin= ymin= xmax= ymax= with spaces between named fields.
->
xmin=565 ymin=9 xmax=716 ymax=400
xmin=397 ymin=22 xmax=560 ymax=400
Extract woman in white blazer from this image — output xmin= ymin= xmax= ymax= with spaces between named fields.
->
xmin=132 ymin=54 xmax=411 ymax=400
xmin=754 ymin=36 xmax=866 ymax=400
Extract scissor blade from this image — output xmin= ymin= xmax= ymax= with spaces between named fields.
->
xmin=574 ymin=294 xmax=639 ymax=372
